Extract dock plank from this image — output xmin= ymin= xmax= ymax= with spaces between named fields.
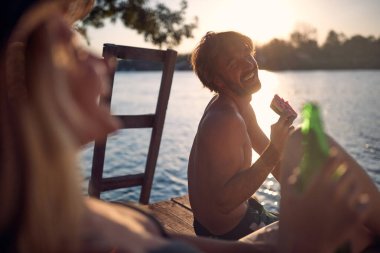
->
xmin=148 ymin=195 xmax=195 ymax=235
xmin=171 ymin=195 xmax=192 ymax=211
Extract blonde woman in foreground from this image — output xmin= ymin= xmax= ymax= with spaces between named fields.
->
xmin=1 ymin=0 xmax=379 ymax=252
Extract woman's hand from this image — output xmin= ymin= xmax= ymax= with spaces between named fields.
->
xmin=280 ymin=152 xmax=370 ymax=253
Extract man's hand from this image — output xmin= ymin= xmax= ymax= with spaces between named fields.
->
xmin=270 ymin=112 xmax=295 ymax=153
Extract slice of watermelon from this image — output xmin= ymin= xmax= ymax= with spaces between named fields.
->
xmin=270 ymin=94 xmax=297 ymax=119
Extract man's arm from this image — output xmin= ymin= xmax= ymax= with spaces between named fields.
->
xmin=239 ymin=103 xmax=268 ymax=152
xmin=215 ymin=144 xmax=280 ymax=214
xmin=238 ymin=104 xmax=281 ymax=182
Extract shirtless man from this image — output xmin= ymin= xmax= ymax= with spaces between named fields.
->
xmin=187 ymin=31 xmax=295 ymax=240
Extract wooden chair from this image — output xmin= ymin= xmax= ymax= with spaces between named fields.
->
xmin=88 ymin=43 xmax=177 ymax=204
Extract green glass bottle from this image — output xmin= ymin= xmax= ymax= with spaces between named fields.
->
xmin=297 ymin=102 xmax=329 ymax=192
xmin=298 ymin=102 xmax=351 ymax=253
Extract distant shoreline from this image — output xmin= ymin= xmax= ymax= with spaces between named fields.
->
xmin=116 ymin=67 xmax=380 ymax=72
xmin=117 ymin=30 xmax=380 ymax=71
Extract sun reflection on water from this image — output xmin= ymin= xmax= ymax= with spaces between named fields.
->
xmin=252 ymin=70 xmax=281 ymax=134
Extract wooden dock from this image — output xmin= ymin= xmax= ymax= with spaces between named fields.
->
xmin=147 ymin=195 xmax=195 ymax=235
xmin=87 ymin=44 xmax=196 ymax=235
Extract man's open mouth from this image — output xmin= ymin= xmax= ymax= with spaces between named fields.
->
xmin=241 ymin=70 xmax=255 ymax=82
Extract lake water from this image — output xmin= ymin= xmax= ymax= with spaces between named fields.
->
xmin=81 ymin=70 xmax=380 ymax=212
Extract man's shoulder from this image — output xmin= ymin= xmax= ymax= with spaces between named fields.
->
xmin=196 ymin=103 xmax=246 ymax=144
xmin=202 ymin=103 xmax=244 ymax=129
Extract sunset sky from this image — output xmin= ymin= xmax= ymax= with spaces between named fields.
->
xmin=84 ymin=0 xmax=380 ymax=55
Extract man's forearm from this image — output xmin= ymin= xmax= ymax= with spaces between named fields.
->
xmin=216 ymin=143 xmax=280 ymax=214
xmin=260 ymin=143 xmax=280 ymax=168
xmin=271 ymin=162 xmax=281 ymax=183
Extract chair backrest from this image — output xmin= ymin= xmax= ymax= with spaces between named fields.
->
xmin=88 ymin=43 xmax=177 ymax=204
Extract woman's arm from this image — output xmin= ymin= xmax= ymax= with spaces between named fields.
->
xmin=171 ymin=233 xmax=277 ymax=253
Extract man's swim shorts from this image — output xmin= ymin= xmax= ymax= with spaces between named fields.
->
xmin=193 ymin=197 xmax=278 ymax=240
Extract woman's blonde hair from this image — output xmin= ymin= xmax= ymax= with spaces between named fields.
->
xmin=1 ymin=2 xmax=86 ymax=252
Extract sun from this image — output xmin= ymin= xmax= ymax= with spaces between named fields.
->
xmin=211 ymin=0 xmax=296 ymax=45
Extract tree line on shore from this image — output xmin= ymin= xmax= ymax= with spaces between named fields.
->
xmin=117 ymin=28 xmax=380 ymax=71
xmin=80 ymin=1 xmax=379 ymax=71
xmin=256 ymin=28 xmax=380 ymax=70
